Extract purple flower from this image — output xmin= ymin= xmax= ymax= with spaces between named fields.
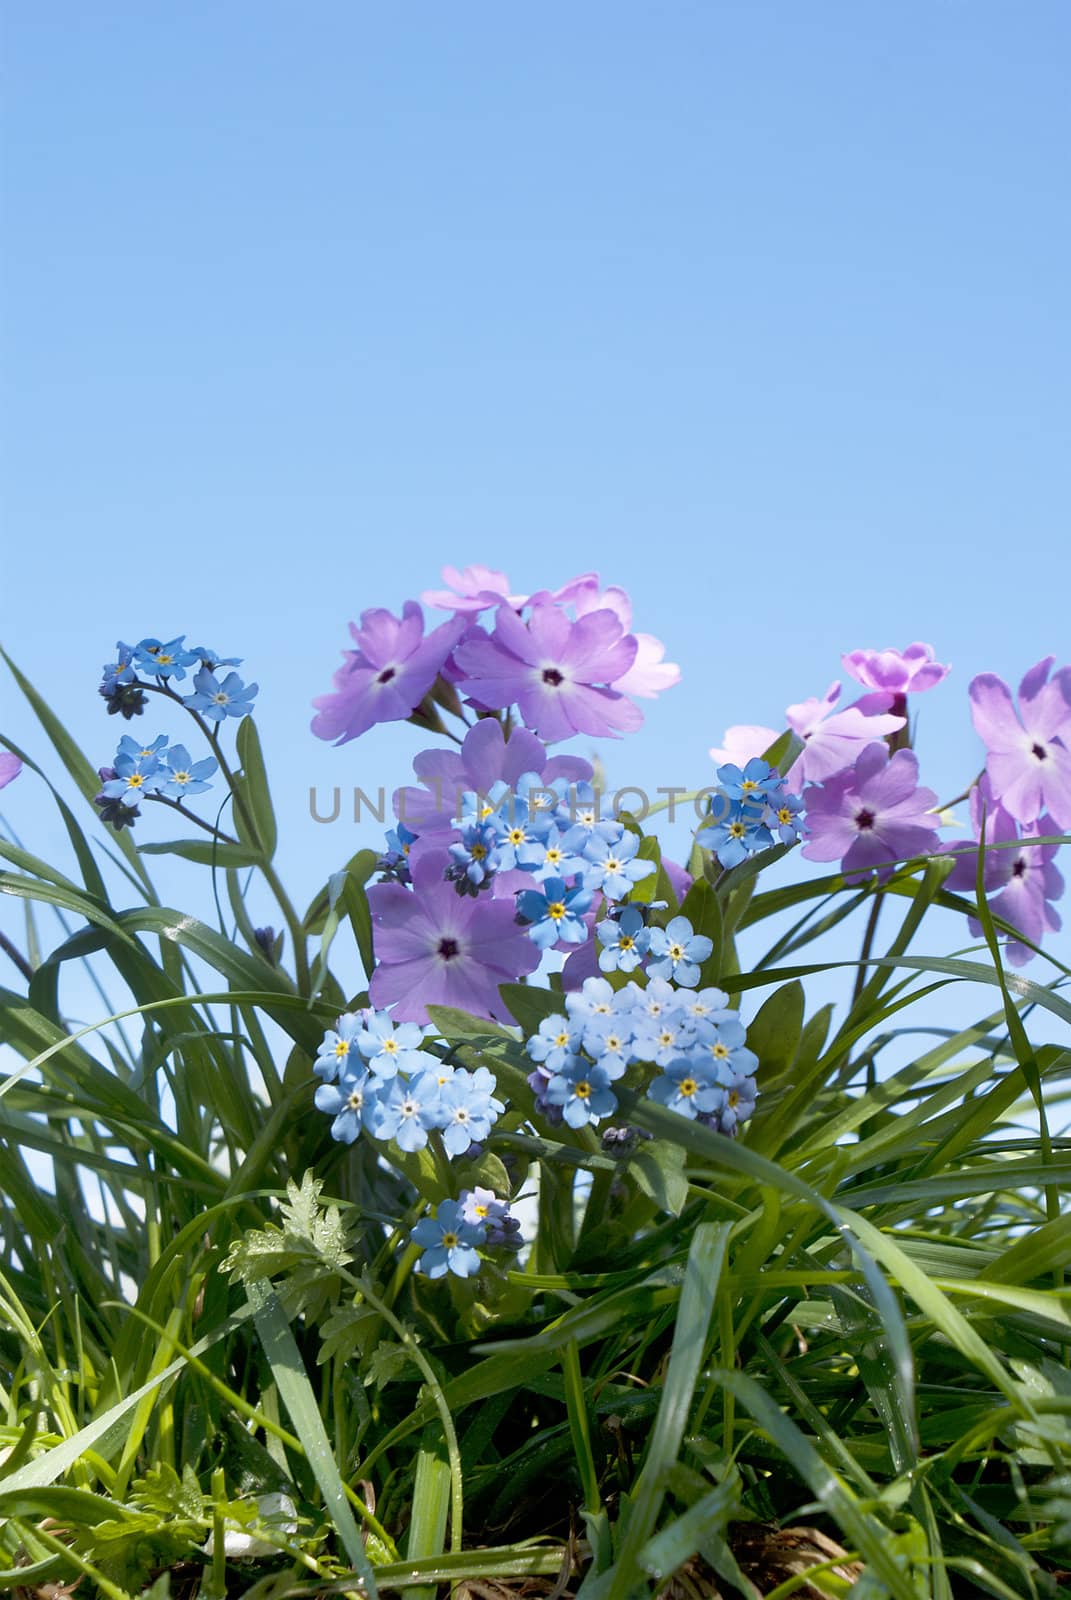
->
xmin=785 ymin=683 xmax=906 ymax=789
xmin=367 ymin=848 xmax=539 ymax=1023
xmin=395 ymin=716 xmax=590 ymax=838
xmin=970 ymin=822 xmax=1064 ymax=967
xmin=312 ymin=602 xmax=463 ymax=745
xmin=709 ymin=725 xmax=780 ymax=769
xmin=801 ymin=742 xmax=940 ymax=883
xmin=968 ymin=657 xmax=1071 ymax=829
xmin=939 ymin=775 xmax=1017 ymax=897
xmin=454 ymin=603 xmax=643 ymax=741
xmin=661 ymin=855 xmax=694 ymax=905
xmin=942 ymin=776 xmax=1064 ymax=967
xmin=563 ymin=578 xmax=680 ymax=698
xmin=842 ymin=643 xmax=950 ymax=696
xmin=0 ymin=753 xmax=22 ymax=791
xmin=420 ymin=565 xmax=527 ymax=614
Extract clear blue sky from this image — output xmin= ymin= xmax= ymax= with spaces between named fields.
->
xmin=1 ymin=3 xmax=1069 ymax=981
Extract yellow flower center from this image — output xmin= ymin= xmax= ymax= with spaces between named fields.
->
xmin=669 ymin=943 xmax=685 ymax=960
xmin=547 ymin=902 xmax=566 ymax=921
xmin=334 ymin=1039 xmax=350 ymax=1057
xmin=575 ymin=1080 xmax=591 ymax=1099
xmin=128 ymin=773 xmax=145 ymax=788
xmin=471 ymin=842 xmax=487 ymax=859
xmin=441 ymin=1231 xmax=458 ymax=1248
xmin=680 ymin=1078 xmax=697 ymax=1097
xmin=729 ymin=821 xmax=746 ymax=838
xmin=619 ymin=935 xmax=634 ymax=951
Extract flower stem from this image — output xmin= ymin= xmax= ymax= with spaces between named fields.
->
xmin=187 ymin=708 xmax=311 ymax=991
xmin=145 ymin=793 xmax=238 ymax=843
xmin=0 ymin=929 xmax=32 ymax=982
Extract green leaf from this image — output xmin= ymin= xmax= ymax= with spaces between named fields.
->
xmin=744 ymin=979 xmax=804 ymax=1087
xmin=711 ymin=1371 xmax=922 ymax=1599
xmin=498 ymin=982 xmax=565 ymax=1035
xmin=405 ymin=1433 xmax=453 ymax=1600
xmin=1 ymin=648 xmax=151 ymax=887
xmin=235 ymin=716 xmax=277 ymax=859
xmin=677 ymin=878 xmax=724 ymax=983
xmin=630 ymin=1138 xmax=689 ymax=1217
xmin=138 ymin=839 xmax=262 ymax=866
xmin=245 ymin=1279 xmax=378 ymax=1594
xmin=598 ymin=1224 xmax=732 ymax=1599
xmin=342 ymin=851 xmax=379 ymax=980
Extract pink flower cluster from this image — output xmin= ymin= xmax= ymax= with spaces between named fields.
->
xmin=711 ymin=642 xmax=1071 ymax=966
xmin=312 ymin=566 xmax=680 ymax=746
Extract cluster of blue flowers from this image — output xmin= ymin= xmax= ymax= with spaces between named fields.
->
xmin=410 ymin=1188 xmax=521 ymax=1279
xmin=99 ymin=637 xmax=258 ymax=723
xmin=376 ymin=823 xmax=417 ymax=884
xmin=444 ymin=778 xmax=653 ymax=937
xmin=526 ymin=969 xmax=758 ymax=1137
xmin=94 ymin=734 xmax=219 ymax=829
xmin=313 ymin=1009 xmax=504 ymax=1157
xmin=696 ymin=759 xmax=804 ymax=869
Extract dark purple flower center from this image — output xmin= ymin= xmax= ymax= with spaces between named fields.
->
xmin=1031 ymin=742 xmax=1047 ymax=762
xmin=542 ymin=667 xmax=564 ymax=687
xmin=437 ymin=936 xmax=460 ymax=960
xmin=854 ymin=808 xmax=876 ymax=831
xmin=377 ymin=667 xmax=397 ymax=685
xmin=1012 ymin=858 xmax=1027 ymax=878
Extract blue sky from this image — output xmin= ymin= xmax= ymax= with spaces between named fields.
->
xmin=1 ymin=2 xmax=1069 ymax=989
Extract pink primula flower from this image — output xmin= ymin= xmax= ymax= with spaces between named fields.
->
xmin=842 ymin=642 xmax=950 ymax=695
xmin=784 ymin=682 xmax=905 ymax=788
xmin=801 ymin=742 xmax=940 ymax=883
xmin=968 ymin=656 xmax=1071 ymax=829
xmin=455 ymin=602 xmax=644 ymax=741
xmin=311 ymin=602 xmax=464 ymax=744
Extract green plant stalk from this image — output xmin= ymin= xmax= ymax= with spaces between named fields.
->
xmin=175 ymin=696 xmax=310 ymax=991
xmin=345 ymin=1269 xmax=465 ymax=1556
xmin=562 ymin=1338 xmax=601 ymax=1516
